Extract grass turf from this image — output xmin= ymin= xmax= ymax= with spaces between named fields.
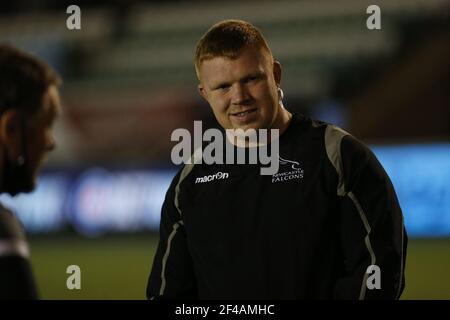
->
xmin=28 ymin=235 xmax=450 ymax=300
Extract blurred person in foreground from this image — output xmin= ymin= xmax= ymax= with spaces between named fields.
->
xmin=0 ymin=44 xmax=61 ymax=299
xmin=147 ymin=20 xmax=407 ymax=299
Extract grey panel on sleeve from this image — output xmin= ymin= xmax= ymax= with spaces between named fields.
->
xmin=324 ymin=125 xmax=350 ymax=197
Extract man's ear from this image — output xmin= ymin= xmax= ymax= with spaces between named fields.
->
xmin=198 ymin=84 xmax=208 ymax=102
xmin=0 ymin=109 xmax=22 ymax=160
xmin=273 ymin=60 xmax=282 ymax=86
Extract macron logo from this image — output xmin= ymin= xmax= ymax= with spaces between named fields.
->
xmin=195 ymin=172 xmax=229 ymax=184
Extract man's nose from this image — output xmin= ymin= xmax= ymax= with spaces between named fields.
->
xmin=231 ymin=83 xmax=251 ymax=105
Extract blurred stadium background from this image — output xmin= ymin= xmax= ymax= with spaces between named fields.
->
xmin=1 ymin=0 xmax=449 ymax=299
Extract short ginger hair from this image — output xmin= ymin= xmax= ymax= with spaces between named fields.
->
xmin=194 ymin=19 xmax=273 ymax=78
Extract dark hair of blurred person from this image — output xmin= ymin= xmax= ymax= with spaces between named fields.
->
xmin=0 ymin=44 xmax=61 ymax=299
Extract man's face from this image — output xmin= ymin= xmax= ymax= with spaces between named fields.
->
xmin=198 ymin=46 xmax=281 ymax=131
xmin=24 ymin=84 xmax=61 ymax=188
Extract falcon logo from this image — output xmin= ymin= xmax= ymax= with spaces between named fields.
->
xmin=279 ymin=156 xmax=302 ymax=170
xmin=272 ymin=156 xmax=304 ymax=183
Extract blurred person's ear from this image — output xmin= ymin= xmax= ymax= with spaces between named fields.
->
xmin=0 ymin=109 xmax=23 ymax=160
xmin=273 ymin=60 xmax=282 ymax=86
xmin=198 ymin=84 xmax=208 ymax=102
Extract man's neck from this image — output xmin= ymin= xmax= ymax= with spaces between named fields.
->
xmin=271 ymin=105 xmax=292 ymax=137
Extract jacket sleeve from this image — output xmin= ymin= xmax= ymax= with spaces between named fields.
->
xmin=0 ymin=256 xmax=38 ymax=299
xmin=332 ymin=134 xmax=407 ymax=300
xmin=146 ymin=169 xmax=198 ymax=299
xmin=0 ymin=207 xmax=38 ymax=299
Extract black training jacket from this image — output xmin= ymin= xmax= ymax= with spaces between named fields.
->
xmin=147 ymin=113 xmax=407 ymax=300
xmin=0 ymin=203 xmax=38 ymax=299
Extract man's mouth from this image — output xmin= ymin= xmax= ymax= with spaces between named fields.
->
xmin=231 ymin=108 xmax=257 ymax=117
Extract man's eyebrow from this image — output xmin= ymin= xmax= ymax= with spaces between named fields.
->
xmin=211 ymin=81 xmax=231 ymax=90
xmin=211 ymin=72 xmax=266 ymax=89
xmin=240 ymin=72 xmax=265 ymax=81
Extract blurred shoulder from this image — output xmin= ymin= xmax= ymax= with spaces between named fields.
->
xmin=0 ymin=202 xmax=26 ymax=241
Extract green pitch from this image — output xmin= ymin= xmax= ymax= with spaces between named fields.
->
xmin=29 ymin=235 xmax=450 ymax=300
xmin=29 ymin=234 xmax=158 ymax=299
